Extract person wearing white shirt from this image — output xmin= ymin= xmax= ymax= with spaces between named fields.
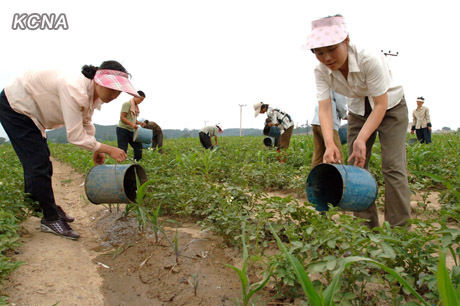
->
xmin=306 ymin=15 xmax=410 ymax=228
xmin=254 ymin=102 xmax=294 ymax=149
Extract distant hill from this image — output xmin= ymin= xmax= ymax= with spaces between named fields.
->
xmin=45 ymin=124 xmax=268 ymax=143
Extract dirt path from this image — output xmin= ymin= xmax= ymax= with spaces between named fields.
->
xmin=2 ymin=158 xmax=268 ymax=306
xmin=3 ymin=157 xmax=106 ymax=305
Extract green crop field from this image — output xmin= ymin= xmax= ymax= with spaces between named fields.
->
xmin=1 ymin=133 xmax=459 ymax=305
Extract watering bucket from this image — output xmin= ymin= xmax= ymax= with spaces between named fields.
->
xmin=263 ymin=137 xmax=275 ymax=147
xmin=338 ymin=124 xmax=348 ymax=145
xmin=269 ymin=126 xmax=281 ymax=138
xmin=306 ymin=163 xmax=377 ymax=212
xmin=85 ymin=164 xmax=148 ymax=204
xmin=408 ymin=138 xmax=418 ymax=145
xmin=142 ymin=143 xmax=152 ymax=149
xmin=133 ymin=127 xmax=152 ymax=143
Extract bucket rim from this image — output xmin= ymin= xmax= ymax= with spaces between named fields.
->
xmin=84 ymin=163 xmax=147 ymax=204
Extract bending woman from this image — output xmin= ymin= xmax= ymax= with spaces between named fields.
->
xmin=306 ymin=15 xmax=411 ymax=228
xmin=0 ymin=61 xmax=139 ymax=239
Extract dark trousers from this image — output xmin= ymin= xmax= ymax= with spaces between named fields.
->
xmin=199 ymin=132 xmax=213 ymax=149
xmin=0 ymin=90 xmax=59 ymax=220
xmin=415 ymin=127 xmax=431 ymax=144
xmin=152 ymin=130 xmax=163 ymax=153
xmin=116 ymin=127 xmax=142 ymax=161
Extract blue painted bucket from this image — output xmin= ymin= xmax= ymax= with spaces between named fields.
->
xmin=338 ymin=124 xmax=348 ymax=145
xmin=133 ymin=127 xmax=152 ymax=144
xmin=306 ymin=163 xmax=377 ymax=212
xmin=142 ymin=143 xmax=151 ymax=149
xmin=269 ymin=126 xmax=281 ymax=138
xmin=85 ymin=164 xmax=148 ymax=204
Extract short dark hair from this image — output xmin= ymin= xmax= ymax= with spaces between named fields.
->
xmin=137 ymin=90 xmax=146 ymax=98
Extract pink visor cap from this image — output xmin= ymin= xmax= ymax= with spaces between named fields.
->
xmin=305 ymin=16 xmax=348 ymax=50
xmin=94 ymin=69 xmax=140 ymax=97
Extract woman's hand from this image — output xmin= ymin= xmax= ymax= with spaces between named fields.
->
xmin=108 ymin=147 xmax=127 ymax=162
xmin=93 ymin=152 xmax=106 ymax=165
xmin=348 ymin=138 xmax=367 ymax=168
xmin=323 ymin=145 xmax=342 ymax=164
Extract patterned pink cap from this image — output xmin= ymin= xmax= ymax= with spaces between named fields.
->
xmin=305 ymin=16 xmax=348 ymax=50
xmin=93 ymin=69 xmax=140 ymax=97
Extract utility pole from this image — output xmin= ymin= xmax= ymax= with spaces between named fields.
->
xmin=238 ymin=104 xmax=247 ymax=137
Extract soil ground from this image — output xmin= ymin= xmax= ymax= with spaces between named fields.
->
xmin=1 ymin=158 xmax=455 ymax=305
xmin=2 ymin=158 xmax=282 ymax=306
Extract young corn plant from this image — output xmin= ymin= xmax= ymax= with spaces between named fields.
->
xmin=148 ymin=203 xmax=162 ymax=244
xmin=437 ymin=248 xmax=460 ymax=306
xmin=269 ymin=224 xmax=429 ymax=306
xmin=225 ymin=223 xmax=273 ymax=306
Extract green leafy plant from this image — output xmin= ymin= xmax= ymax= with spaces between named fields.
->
xmin=269 ymin=223 xmax=430 ymax=305
xmin=225 ymin=223 xmax=273 ymax=306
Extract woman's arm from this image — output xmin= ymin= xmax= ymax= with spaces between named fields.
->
xmin=348 ymin=93 xmax=388 ymax=167
xmin=319 ymin=97 xmax=342 ymax=163
xmin=120 ymin=112 xmax=138 ymax=129
xmin=93 ymin=143 xmax=127 ymax=164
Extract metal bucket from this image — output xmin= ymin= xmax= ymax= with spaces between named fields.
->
xmin=408 ymin=138 xmax=418 ymax=145
xmin=133 ymin=127 xmax=152 ymax=143
xmin=263 ymin=137 xmax=275 ymax=147
xmin=269 ymin=126 xmax=281 ymax=138
xmin=142 ymin=143 xmax=152 ymax=149
xmin=306 ymin=163 xmax=377 ymax=212
xmin=338 ymin=123 xmax=348 ymax=145
xmin=85 ymin=164 xmax=148 ymax=204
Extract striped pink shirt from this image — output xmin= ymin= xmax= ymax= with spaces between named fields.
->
xmin=4 ymin=70 xmax=102 ymax=151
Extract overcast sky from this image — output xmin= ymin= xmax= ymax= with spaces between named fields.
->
xmin=1 ymin=0 xmax=458 ymax=139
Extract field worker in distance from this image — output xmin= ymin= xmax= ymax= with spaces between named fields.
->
xmin=141 ymin=119 xmax=164 ymax=153
xmin=311 ymin=90 xmax=348 ymax=168
xmin=263 ymin=117 xmax=280 ymax=148
xmin=199 ymin=124 xmax=223 ymax=150
xmin=411 ymin=96 xmax=432 ymax=144
xmin=117 ymin=90 xmax=146 ymax=161
xmin=307 ymin=15 xmax=411 ymax=228
xmin=0 ymin=60 xmax=139 ymax=239
xmin=254 ymin=102 xmax=294 ymax=150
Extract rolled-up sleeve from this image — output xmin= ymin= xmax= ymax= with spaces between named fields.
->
xmin=58 ymin=84 xmax=101 ymax=152
xmin=314 ymin=67 xmax=331 ymax=101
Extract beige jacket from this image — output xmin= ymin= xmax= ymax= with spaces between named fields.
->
xmin=4 ymin=70 xmax=102 ymax=151
xmin=412 ymin=106 xmax=431 ymax=129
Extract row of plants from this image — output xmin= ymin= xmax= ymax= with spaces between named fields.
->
xmin=48 ymin=133 xmax=459 ymax=304
xmin=0 ymin=145 xmax=33 ymax=304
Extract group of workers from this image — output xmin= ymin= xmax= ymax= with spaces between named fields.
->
xmin=0 ymin=14 xmax=433 ymax=240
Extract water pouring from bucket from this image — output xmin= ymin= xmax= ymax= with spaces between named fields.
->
xmin=85 ymin=163 xmax=148 ymax=204
xmin=306 ymin=163 xmax=377 ymax=212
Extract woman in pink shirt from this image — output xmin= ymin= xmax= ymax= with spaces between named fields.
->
xmin=0 ymin=60 xmax=140 ymax=239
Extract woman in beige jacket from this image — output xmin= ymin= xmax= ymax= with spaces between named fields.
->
xmin=410 ymin=97 xmax=432 ymax=144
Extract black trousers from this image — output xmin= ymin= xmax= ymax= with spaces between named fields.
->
xmin=199 ymin=132 xmax=213 ymax=149
xmin=0 ymin=90 xmax=59 ymax=220
xmin=416 ymin=127 xmax=431 ymax=144
xmin=116 ymin=127 xmax=142 ymax=161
